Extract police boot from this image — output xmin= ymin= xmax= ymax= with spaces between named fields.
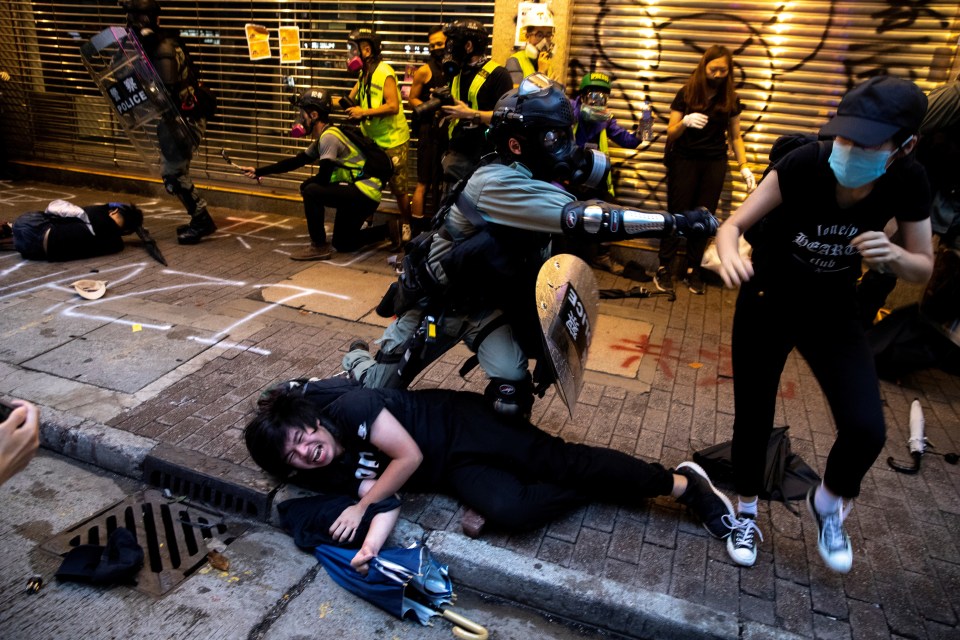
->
xmin=176 ymin=210 xmax=217 ymax=245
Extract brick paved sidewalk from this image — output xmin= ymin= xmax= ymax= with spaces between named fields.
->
xmin=1 ymin=178 xmax=958 ymax=639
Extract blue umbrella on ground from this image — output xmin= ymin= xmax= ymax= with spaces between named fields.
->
xmin=315 ymin=542 xmax=487 ymax=639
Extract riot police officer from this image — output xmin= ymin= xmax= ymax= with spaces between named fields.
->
xmin=123 ymin=0 xmax=217 ymax=245
xmin=344 ymin=74 xmax=717 ymax=417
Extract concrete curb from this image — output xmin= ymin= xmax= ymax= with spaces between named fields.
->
xmin=36 ymin=413 xmax=805 ymax=640
xmin=39 ymin=406 xmax=157 ymax=479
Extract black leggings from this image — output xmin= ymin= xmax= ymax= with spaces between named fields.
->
xmin=730 ymin=282 xmax=886 ymax=499
xmin=659 ymin=155 xmax=726 ymax=271
xmin=300 ymin=179 xmax=384 ymax=251
xmin=441 ymin=400 xmax=674 ymax=530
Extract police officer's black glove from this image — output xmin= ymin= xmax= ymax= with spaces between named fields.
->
xmin=672 ymin=207 xmax=718 ymax=237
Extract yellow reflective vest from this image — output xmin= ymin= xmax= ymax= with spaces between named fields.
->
xmin=448 ymin=59 xmax=501 ymax=138
xmin=324 ymin=128 xmax=382 ymax=203
xmin=356 ymin=61 xmax=410 ymax=149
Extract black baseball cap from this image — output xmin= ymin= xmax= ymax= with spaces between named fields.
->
xmin=819 ymin=76 xmax=927 ymax=147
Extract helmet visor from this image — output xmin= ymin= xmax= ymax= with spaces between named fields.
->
xmin=518 ymin=73 xmax=554 ymax=97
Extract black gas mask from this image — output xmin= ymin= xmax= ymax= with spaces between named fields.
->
xmin=441 ymin=37 xmax=469 ymax=80
xmin=518 ymin=128 xmax=608 ymax=188
xmin=493 ymin=75 xmax=611 ymax=189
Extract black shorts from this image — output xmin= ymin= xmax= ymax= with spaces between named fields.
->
xmin=11 ymin=212 xmax=49 ymax=260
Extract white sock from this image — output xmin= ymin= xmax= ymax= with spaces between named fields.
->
xmin=814 ymin=484 xmax=842 ymax=515
xmin=738 ymin=498 xmax=758 ymax=517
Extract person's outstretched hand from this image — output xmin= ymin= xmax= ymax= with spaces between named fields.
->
xmin=682 ymin=113 xmax=709 ymax=129
xmin=0 ymin=400 xmax=39 ymax=486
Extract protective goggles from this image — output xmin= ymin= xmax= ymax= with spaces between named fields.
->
xmin=582 ymin=91 xmax=608 ymax=107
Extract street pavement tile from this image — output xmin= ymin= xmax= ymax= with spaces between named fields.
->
xmin=24 ymin=320 xmax=218 ymax=393
xmin=775 ymin=578 xmax=814 ymax=637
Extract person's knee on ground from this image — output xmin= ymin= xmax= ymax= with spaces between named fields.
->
xmin=483 ymin=376 xmax=534 ymax=420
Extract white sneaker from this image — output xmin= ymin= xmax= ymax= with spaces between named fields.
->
xmin=806 ymin=488 xmax=853 ymax=573
xmin=725 ymin=513 xmax=763 ymax=567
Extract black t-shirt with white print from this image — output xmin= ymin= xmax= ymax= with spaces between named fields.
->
xmin=751 ymin=140 xmax=930 ymax=290
xmin=316 ymin=388 xmax=465 ymax=495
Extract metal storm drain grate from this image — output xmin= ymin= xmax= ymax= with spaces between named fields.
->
xmin=40 ymin=489 xmax=248 ymax=597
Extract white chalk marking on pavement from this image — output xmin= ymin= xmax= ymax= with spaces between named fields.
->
xmin=42 ymin=302 xmax=64 ymax=314
xmin=61 ymin=306 xmax=173 ymax=331
xmin=208 ymin=285 xmax=346 ymax=342
xmin=161 ymin=269 xmax=246 ymax=286
xmin=187 ymin=336 xmax=271 ymax=356
xmin=0 ymin=261 xmax=26 ymax=277
xmin=237 ymin=237 xmax=251 ymax=250
xmin=273 ymin=249 xmax=292 ymax=256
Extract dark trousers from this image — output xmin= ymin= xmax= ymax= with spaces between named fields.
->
xmin=300 ymin=179 xmax=384 ymax=252
xmin=659 ymin=155 xmax=726 ymax=271
xmin=444 ymin=398 xmax=675 ymax=530
xmin=730 ymin=283 xmax=886 ymax=499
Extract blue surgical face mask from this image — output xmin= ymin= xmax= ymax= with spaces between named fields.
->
xmin=828 ymin=140 xmax=893 ymax=188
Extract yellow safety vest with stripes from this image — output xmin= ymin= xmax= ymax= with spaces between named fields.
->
xmin=448 ymin=59 xmax=501 ymax=138
xmin=509 ymin=51 xmax=537 ymax=82
xmin=324 ymin=127 xmax=382 ymax=203
xmin=356 ymin=61 xmax=410 ymax=149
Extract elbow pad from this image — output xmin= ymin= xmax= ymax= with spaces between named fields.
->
xmin=561 ymin=199 xmax=675 ymax=240
xmin=561 ymin=201 xmax=718 ymax=240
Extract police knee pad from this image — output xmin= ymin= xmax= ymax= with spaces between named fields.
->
xmin=162 ymin=173 xmax=183 ymax=196
xmin=484 ymin=377 xmax=533 ymax=419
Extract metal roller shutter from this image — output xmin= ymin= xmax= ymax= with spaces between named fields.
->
xmin=566 ymin=1 xmax=960 ymax=215
xmin=0 ymin=1 xmax=494 ymax=201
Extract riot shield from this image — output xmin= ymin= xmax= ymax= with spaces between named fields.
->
xmin=81 ymin=27 xmax=198 ymax=173
xmin=536 ymin=254 xmax=599 ymax=416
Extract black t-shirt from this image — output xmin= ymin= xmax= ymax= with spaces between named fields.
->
xmin=449 ymin=62 xmax=513 ymax=155
xmin=751 ymin=140 xmax=931 ymax=289
xmin=46 ymin=206 xmax=125 ymax=261
xmin=670 ymin=87 xmax=743 ymax=160
xmin=317 ymin=388 xmax=467 ymax=494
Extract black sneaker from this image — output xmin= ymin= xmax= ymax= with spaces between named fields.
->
xmin=348 ymin=339 xmax=369 ymax=352
xmin=675 ymin=461 xmax=735 ymax=539
xmin=685 ymin=270 xmax=705 ymax=295
xmin=725 ymin=512 xmax=763 ymax=566
xmin=654 ymin=266 xmax=674 ymax=292
xmin=806 ymin=488 xmax=853 ymax=573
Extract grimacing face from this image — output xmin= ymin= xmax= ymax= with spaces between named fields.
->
xmin=282 ymin=422 xmax=343 ymax=470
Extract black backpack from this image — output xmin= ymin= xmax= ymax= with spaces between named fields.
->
xmin=332 ymin=124 xmax=395 ymax=183
xmin=761 ymin=133 xmax=820 ymax=179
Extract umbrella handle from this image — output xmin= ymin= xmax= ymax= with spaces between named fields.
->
xmin=442 ymin=609 xmax=489 ymax=640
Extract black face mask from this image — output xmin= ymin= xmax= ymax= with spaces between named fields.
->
xmin=430 ymin=49 xmax=445 ymax=64
xmin=707 ymin=77 xmax=726 ymax=89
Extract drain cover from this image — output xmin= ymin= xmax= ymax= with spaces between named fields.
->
xmin=40 ymin=489 xmax=248 ymax=597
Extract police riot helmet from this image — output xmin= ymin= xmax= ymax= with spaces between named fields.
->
xmin=443 ymin=19 xmax=489 ymax=56
xmin=492 ymin=74 xmax=608 ymax=186
xmin=347 ymin=27 xmax=382 ymax=58
xmin=298 ymin=87 xmax=331 ymax=117
xmin=490 ymin=73 xmax=576 ymax=180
